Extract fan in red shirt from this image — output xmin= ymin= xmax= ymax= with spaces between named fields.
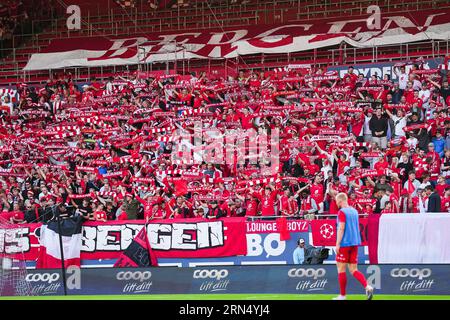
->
xmin=237 ymin=106 xmax=254 ymax=130
xmin=278 ymin=188 xmax=298 ymax=216
xmin=310 ymin=175 xmax=324 ymax=212
xmin=374 ymin=155 xmax=389 ymax=175
xmin=90 ymin=78 xmax=104 ymax=97
xmin=177 ymin=88 xmax=193 ymax=105
xmin=389 ymin=173 xmax=403 ymax=199
xmin=252 ymin=184 xmax=278 ymax=216
xmin=441 ymin=188 xmax=450 ymax=213
xmin=0 ymin=210 xmax=25 ymax=223
xmin=342 ymin=66 xmax=358 ymax=85
xmin=81 ymin=85 xmax=94 ymax=103
xmin=220 ymin=200 xmax=238 ymax=217
xmin=213 ymin=179 xmax=231 ymax=199
xmin=381 ymin=201 xmax=395 ymax=214
xmin=93 ymin=204 xmax=108 ymax=222
xmin=426 ymin=143 xmax=441 ymax=181
xmin=336 ymin=153 xmax=350 ymax=176
xmin=235 ymin=192 xmax=259 ymax=216
xmin=245 ymin=194 xmax=259 ymax=216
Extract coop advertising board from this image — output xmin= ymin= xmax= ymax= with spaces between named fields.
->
xmin=7 ymin=265 xmax=449 ymax=296
xmin=1 ymin=218 xmax=369 ymax=267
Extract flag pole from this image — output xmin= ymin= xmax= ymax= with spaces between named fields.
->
xmin=55 ymin=207 xmax=68 ymax=296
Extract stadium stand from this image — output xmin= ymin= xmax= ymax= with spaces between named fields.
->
xmin=1 ymin=1 xmax=450 ymax=224
xmin=1 ymin=0 xmax=450 ymax=85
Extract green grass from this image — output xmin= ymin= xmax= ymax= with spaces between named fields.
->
xmin=1 ymin=294 xmax=449 ymax=300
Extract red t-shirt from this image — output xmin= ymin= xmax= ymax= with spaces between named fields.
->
xmin=374 ymin=160 xmax=388 ymax=175
xmin=245 ymin=199 xmax=259 ymax=216
xmin=441 ymin=196 xmax=450 ymax=213
xmin=94 ymin=210 xmax=107 ymax=221
xmin=337 ymin=210 xmax=346 ymax=222
xmin=337 ymin=160 xmax=350 ymax=176
xmin=254 ymin=191 xmax=277 ymax=216
xmin=436 ymin=184 xmax=448 ymax=197
xmin=310 ymin=183 xmax=324 ymax=204
xmin=239 ymin=113 xmax=254 ymax=130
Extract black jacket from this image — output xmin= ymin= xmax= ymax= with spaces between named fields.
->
xmin=427 ymin=192 xmax=441 ymax=213
xmin=207 ymin=207 xmax=226 ymax=219
xmin=369 ymin=115 xmax=389 ymax=137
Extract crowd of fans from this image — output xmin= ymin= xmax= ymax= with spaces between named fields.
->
xmin=1 ymin=58 xmax=450 ymax=225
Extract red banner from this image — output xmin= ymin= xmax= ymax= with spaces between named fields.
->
xmin=23 ymin=10 xmax=450 ymax=70
xmin=0 ymin=223 xmax=41 ymax=260
xmin=1 ymin=218 xmax=247 ymax=261
xmin=310 ymin=218 xmax=368 ymax=247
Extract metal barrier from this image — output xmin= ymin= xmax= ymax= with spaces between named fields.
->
xmin=329 ymin=40 xmax=450 ymax=66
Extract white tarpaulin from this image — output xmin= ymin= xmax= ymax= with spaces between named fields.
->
xmin=378 ymin=213 xmax=450 ymax=263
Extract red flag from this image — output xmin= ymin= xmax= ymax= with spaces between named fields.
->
xmin=311 ymin=218 xmax=369 ymax=247
xmin=310 ymin=220 xmax=337 ymax=246
xmin=367 ymin=214 xmax=381 ymax=264
xmin=114 ymin=225 xmax=158 ymax=267
xmin=276 ymin=217 xmax=291 ymax=241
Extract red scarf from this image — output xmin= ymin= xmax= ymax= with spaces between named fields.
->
xmin=407 ymin=180 xmax=416 ymax=194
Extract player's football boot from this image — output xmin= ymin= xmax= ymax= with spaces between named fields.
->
xmin=365 ymin=285 xmax=374 ymax=300
xmin=332 ymin=295 xmax=347 ymax=300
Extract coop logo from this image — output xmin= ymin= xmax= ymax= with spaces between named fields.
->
xmin=391 ymin=268 xmax=432 ymax=280
xmin=116 ymin=271 xmax=153 ymax=294
xmin=26 ymin=272 xmax=61 ymax=295
xmin=26 ymin=273 xmax=60 ymax=283
xmin=288 ymin=268 xmax=328 ymax=292
xmin=391 ymin=268 xmax=434 ymax=292
xmin=194 ymin=269 xmax=229 ymax=280
xmin=193 ymin=269 xmax=230 ymax=292
xmin=288 ymin=268 xmax=326 ymax=279
xmin=117 ymin=271 xmax=152 ymax=282
xmin=320 ymin=224 xmax=334 ymax=239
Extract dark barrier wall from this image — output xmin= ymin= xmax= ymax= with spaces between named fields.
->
xmin=16 ymin=265 xmax=450 ymax=296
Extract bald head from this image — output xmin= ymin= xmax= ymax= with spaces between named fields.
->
xmin=335 ymin=193 xmax=348 ymax=209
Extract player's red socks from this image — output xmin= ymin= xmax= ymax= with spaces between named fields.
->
xmin=338 ymin=272 xmax=347 ymax=296
xmin=352 ymin=270 xmax=367 ymax=288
